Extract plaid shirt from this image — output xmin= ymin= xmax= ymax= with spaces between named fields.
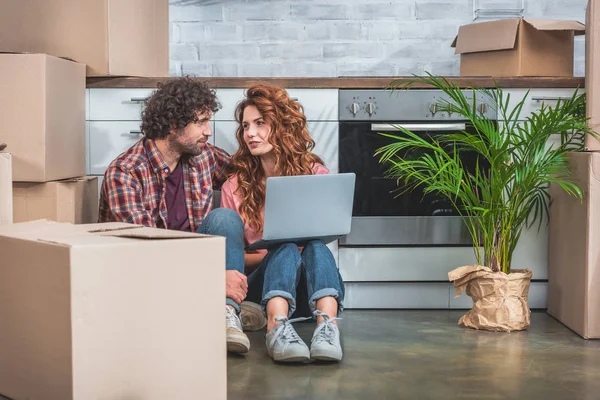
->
xmin=99 ymin=138 xmax=230 ymax=232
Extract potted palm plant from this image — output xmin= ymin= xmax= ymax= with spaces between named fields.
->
xmin=375 ymin=74 xmax=595 ymax=332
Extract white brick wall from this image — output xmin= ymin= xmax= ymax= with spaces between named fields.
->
xmin=169 ymin=0 xmax=587 ymax=77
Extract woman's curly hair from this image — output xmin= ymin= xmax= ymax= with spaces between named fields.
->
xmin=231 ymin=84 xmax=324 ymax=233
xmin=141 ymin=77 xmax=220 ymax=140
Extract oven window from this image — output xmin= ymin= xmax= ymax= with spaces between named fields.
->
xmin=339 ymin=121 xmax=491 ymax=217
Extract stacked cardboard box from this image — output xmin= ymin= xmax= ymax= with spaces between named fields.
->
xmin=547 ymin=1 xmax=600 ymax=339
xmin=451 ymin=18 xmax=585 ymax=77
xmin=0 ymin=0 xmax=169 ymax=77
xmin=0 ymin=53 xmax=98 ymax=224
xmin=0 ymin=221 xmax=227 ymax=400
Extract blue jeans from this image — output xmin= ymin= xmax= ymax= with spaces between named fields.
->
xmin=246 ymin=240 xmax=345 ymax=318
xmin=196 ymin=208 xmax=245 ymax=312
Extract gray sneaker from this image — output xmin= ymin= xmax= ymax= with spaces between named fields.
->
xmin=265 ymin=316 xmax=310 ymax=362
xmin=226 ymin=306 xmax=250 ymax=354
xmin=310 ymin=310 xmax=343 ymax=361
xmin=240 ymin=301 xmax=267 ymax=331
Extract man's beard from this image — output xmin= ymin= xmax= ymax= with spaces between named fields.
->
xmin=170 ymin=135 xmax=206 ymax=157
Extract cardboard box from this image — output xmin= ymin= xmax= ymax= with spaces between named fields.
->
xmin=13 ymin=177 xmax=99 ymax=224
xmin=0 ymin=54 xmax=86 ymax=182
xmin=0 ymin=0 xmax=168 ymax=77
xmin=0 ymin=220 xmax=226 ymax=400
xmin=586 ymin=0 xmax=600 ymax=151
xmin=451 ymin=18 xmax=585 ymax=76
xmin=0 ymin=152 xmax=12 ymax=225
xmin=547 ymin=152 xmax=600 ymax=339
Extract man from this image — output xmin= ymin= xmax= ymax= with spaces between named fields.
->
xmin=98 ymin=77 xmax=265 ymax=354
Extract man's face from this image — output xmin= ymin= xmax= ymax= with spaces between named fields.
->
xmin=169 ymin=110 xmax=213 ymax=156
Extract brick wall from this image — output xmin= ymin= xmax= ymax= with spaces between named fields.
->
xmin=169 ymin=0 xmax=587 ymax=77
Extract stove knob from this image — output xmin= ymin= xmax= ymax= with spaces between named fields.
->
xmin=477 ymin=103 xmax=488 ymax=114
xmin=349 ymin=102 xmax=360 ymax=115
xmin=365 ymin=102 xmax=376 ymax=116
xmin=429 ymin=103 xmax=438 ymax=115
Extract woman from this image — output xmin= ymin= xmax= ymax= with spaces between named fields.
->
xmin=220 ymin=84 xmax=345 ymax=363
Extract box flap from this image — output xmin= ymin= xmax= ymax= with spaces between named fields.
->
xmin=94 ymin=226 xmax=207 ymax=240
xmin=452 ymin=19 xmax=520 ymax=54
xmin=523 ymin=19 xmax=585 ymax=35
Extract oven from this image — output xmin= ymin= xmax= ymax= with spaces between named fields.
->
xmin=338 ymin=89 xmax=497 ymax=246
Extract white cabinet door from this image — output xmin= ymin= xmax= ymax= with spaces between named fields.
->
xmin=307 ymin=121 xmax=338 ymax=173
xmin=213 ymin=89 xmax=245 ymax=121
xmin=89 ymin=88 xmax=157 ymax=120
xmin=498 ymin=88 xmax=584 ymax=121
xmin=286 ymin=89 xmax=338 ymax=121
xmin=89 ymin=121 xmax=145 ymax=175
xmin=89 ymin=121 xmax=215 ymax=175
xmin=214 ymin=121 xmax=240 ymax=156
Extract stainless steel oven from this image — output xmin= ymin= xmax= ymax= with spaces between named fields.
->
xmin=338 ymin=89 xmax=497 ymax=246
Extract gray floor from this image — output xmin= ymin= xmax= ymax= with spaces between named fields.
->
xmin=228 ymin=310 xmax=600 ymax=400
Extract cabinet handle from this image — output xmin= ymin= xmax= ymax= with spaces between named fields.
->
xmin=531 ymin=96 xmax=572 ymax=102
xmin=129 ymin=130 xmax=143 ymax=135
xmin=291 ymin=97 xmax=299 ymax=101
xmin=126 ymin=97 xmax=149 ymax=103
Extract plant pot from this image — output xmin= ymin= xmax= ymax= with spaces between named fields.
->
xmin=448 ymin=266 xmax=533 ymax=332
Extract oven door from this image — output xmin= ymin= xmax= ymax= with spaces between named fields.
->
xmin=339 ymin=121 xmax=488 ymax=246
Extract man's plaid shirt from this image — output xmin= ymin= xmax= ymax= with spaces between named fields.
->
xmin=99 ymin=138 xmax=230 ymax=232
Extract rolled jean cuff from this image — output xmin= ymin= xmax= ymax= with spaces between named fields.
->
xmin=226 ymin=298 xmax=240 ymax=313
xmin=309 ymin=288 xmax=344 ymax=315
xmin=262 ymin=290 xmax=297 ymax=318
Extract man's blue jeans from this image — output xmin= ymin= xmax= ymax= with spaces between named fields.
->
xmin=246 ymin=241 xmax=345 ymax=318
xmin=196 ymin=208 xmax=246 ymax=313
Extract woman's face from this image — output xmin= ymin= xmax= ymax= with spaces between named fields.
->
xmin=242 ymin=105 xmax=274 ymax=157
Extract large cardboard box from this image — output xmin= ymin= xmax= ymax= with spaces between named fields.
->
xmin=0 ymin=0 xmax=169 ymax=77
xmin=0 ymin=54 xmax=86 ymax=182
xmin=452 ymin=18 xmax=585 ymax=76
xmin=586 ymin=0 xmax=600 ymax=151
xmin=0 ymin=152 xmax=12 ymax=225
xmin=0 ymin=220 xmax=226 ymax=400
xmin=548 ymin=152 xmax=600 ymax=339
xmin=13 ymin=177 xmax=99 ymax=224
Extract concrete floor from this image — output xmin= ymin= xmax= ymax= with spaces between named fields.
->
xmin=228 ymin=310 xmax=600 ymax=400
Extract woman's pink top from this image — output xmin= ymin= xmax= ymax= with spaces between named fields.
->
xmin=220 ymin=164 xmax=329 ymax=251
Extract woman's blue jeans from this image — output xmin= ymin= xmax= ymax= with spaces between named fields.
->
xmin=246 ymin=241 xmax=345 ymax=318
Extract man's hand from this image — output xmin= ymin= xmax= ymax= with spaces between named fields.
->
xmin=226 ymin=270 xmax=248 ymax=305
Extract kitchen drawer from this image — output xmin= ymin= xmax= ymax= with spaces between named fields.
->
xmin=213 ymin=89 xmax=245 ymax=121
xmin=89 ymin=88 xmax=156 ymax=121
xmin=286 ymin=89 xmax=338 ymax=121
xmin=339 ymin=247 xmax=478 ymax=282
xmin=213 ymin=88 xmax=339 ymax=121
xmin=344 ymin=282 xmax=450 ymax=309
xmin=499 ymin=88 xmax=584 ymax=121
xmin=449 ymin=281 xmax=548 ymax=310
xmin=88 ymin=121 xmax=216 ymax=175
xmin=214 ymin=121 xmax=339 ymax=172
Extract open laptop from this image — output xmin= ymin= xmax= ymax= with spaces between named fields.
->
xmin=245 ymin=173 xmax=356 ymax=251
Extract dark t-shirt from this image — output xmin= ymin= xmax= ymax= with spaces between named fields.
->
xmin=165 ymin=162 xmax=191 ymax=232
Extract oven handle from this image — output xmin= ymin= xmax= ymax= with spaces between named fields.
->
xmin=371 ymin=123 xmax=466 ymax=132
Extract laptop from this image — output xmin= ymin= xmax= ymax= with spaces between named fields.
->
xmin=245 ymin=173 xmax=356 ymax=251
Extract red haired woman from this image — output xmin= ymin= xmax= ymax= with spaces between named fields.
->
xmin=220 ymin=85 xmax=345 ymax=363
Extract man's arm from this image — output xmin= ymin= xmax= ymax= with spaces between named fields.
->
xmin=102 ymin=166 xmax=157 ymax=227
xmin=208 ymin=144 xmax=232 ymax=189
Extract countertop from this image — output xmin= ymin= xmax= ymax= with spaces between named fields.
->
xmin=86 ymin=76 xmax=585 ymax=89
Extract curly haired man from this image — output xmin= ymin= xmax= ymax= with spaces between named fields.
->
xmin=98 ymin=77 xmax=264 ymax=354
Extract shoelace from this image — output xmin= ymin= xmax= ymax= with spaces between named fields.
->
xmin=226 ymin=307 xmax=242 ymax=331
xmin=269 ymin=316 xmax=310 ymax=351
xmin=312 ymin=310 xmax=341 ymax=346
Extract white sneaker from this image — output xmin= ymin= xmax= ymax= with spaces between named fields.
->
xmin=226 ymin=306 xmax=250 ymax=354
xmin=265 ymin=316 xmax=310 ymax=362
xmin=240 ymin=301 xmax=267 ymax=331
xmin=310 ymin=310 xmax=343 ymax=361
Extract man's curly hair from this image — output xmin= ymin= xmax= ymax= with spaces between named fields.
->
xmin=141 ymin=77 xmax=220 ymax=140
